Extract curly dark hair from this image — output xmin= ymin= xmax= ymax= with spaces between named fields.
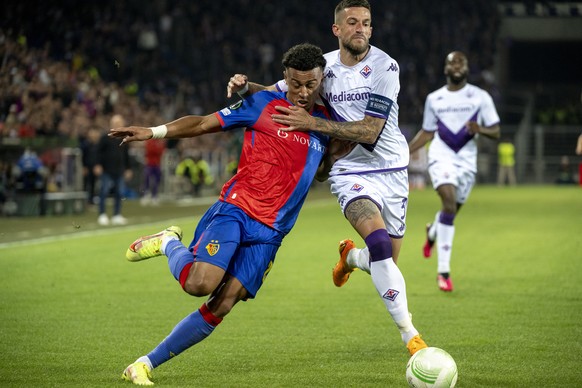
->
xmin=281 ymin=43 xmax=327 ymax=72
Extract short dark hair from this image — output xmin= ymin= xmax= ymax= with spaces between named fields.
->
xmin=282 ymin=43 xmax=326 ymax=72
xmin=334 ymin=0 xmax=371 ymax=17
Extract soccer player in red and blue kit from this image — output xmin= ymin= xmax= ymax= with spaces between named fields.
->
xmin=109 ymin=43 xmax=352 ymax=386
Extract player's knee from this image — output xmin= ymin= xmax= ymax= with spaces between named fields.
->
xmin=365 ymin=228 xmax=393 ymax=262
xmin=183 ymin=276 xmax=215 ymax=297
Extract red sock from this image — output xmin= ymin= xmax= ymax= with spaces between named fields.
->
xmin=199 ymin=303 xmax=223 ymax=326
xmin=179 ymin=263 xmax=193 ymax=289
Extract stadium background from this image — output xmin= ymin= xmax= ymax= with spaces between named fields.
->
xmin=1 ymin=3 xmax=581 ymax=387
xmin=1 ymin=0 xmax=581 ymax=218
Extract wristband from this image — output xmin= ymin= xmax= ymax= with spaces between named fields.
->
xmin=150 ymin=125 xmax=168 ymax=139
xmin=237 ymin=83 xmax=249 ymax=96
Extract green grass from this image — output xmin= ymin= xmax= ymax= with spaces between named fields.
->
xmin=0 ymin=185 xmax=581 ymax=387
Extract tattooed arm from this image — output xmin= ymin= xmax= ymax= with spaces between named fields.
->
xmin=272 ymin=105 xmax=384 ymax=144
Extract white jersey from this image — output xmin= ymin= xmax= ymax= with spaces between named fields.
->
xmin=276 ymin=45 xmax=409 ymax=176
xmin=422 ymin=83 xmax=500 ymax=173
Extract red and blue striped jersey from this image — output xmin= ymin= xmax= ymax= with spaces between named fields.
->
xmin=215 ymin=91 xmax=330 ymax=235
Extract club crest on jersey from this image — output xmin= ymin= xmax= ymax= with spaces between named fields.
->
xmin=360 ymin=65 xmax=372 ymax=78
xmin=206 ymin=240 xmax=220 ymax=256
xmin=350 ymin=183 xmax=364 ymax=192
xmin=383 ymin=288 xmax=399 ymax=301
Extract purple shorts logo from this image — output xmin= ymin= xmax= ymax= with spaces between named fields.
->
xmin=383 ymin=288 xmax=399 ymax=301
xmin=350 ymin=183 xmax=364 ymax=192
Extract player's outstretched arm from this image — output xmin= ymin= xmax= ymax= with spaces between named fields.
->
xmin=467 ymin=122 xmax=500 ymax=140
xmin=226 ymin=74 xmax=276 ymax=98
xmin=109 ymin=115 xmax=221 ymax=145
xmin=273 ymin=106 xmax=384 ymax=144
xmin=408 ymin=129 xmax=435 ymax=154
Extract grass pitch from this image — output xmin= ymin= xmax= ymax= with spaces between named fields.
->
xmin=0 ymin=185 xmax=580 ymax=387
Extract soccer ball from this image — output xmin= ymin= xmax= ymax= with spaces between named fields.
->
xmin=406 ymin=347 xmax=458 ymax=388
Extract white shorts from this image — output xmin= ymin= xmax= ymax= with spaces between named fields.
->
xmin=428 ymin=160 xmax=476 ymax=204
xmin=329 ymin=170 xmax=409 ymax=238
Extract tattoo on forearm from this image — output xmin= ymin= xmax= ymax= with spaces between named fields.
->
xmin=316 ymin=118 xmax=376 ymax=143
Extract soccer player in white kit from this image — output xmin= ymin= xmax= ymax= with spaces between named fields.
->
xmin=408 ymin=51 xmax=500 ymax=292
xmin=227 ymin=0 xmax=428 ymax=356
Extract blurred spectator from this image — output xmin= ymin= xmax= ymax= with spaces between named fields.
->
xmin=3 ymin=104 xmax=20 ymax=138
xmin=175 ymin=150 xmax=214 ymax=197
xmin=0 ymin=160 xmax=13 ymax=206
xmin=13 ymin=147 xmax=46 ymax=193
xmin=40 ymin=148 xmax=63 ymax=193
xmin=140 ymin=138 xmax=166 ymax=206
xmin=497 ymin=136 xmax=517 ymax=186
xmin=80 ymin=126 xmax=102 ymax=205
xmin=95 ymin=114 xmax=132 ymax=226
xmin=555 ymin=155 xmax=576 ymax=185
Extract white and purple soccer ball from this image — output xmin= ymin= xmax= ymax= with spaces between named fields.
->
xmin=406 ymin=347 xmax=458 ymax=388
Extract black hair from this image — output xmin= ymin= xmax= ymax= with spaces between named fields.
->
xmin=281 ymin=43 xmax=326 ymax=72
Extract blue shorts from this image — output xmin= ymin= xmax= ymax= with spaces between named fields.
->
xmin=187 ymin=201 xmax=283 ymax=298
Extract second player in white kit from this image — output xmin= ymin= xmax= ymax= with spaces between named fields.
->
xmin=409 ymin=51 xmax=500 ymax=292
xmin=228 ymin=0 xmax=429 ymax=356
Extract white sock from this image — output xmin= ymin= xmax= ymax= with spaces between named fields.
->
xmin=370 ymin=258 xmax=418 ymax=344
xmin=428 ymin=211 xmax=439 ymax=241
xmin=436 ymin=222 xmax=455 ymax=273
xmin=347 ymin=246 xmax=371 ymax=274
xmin=161 ymin=235 xmax=179 ymax=255
xmin=135 ymin=356 xmax=153 ymax=370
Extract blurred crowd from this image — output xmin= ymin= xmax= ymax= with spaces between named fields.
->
xmin=0 ymin=0 xmax=503 ymax=213
xmin=1 ymin=0 xmax=501 ymax=132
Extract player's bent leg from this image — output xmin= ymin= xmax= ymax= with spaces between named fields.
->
xmin=145 ymin=302 xmax=223 ymax=372
xmin=205 ymin=274 xmax=248 ymax=318
xmin=390 ymin=235 xmax=403 ymax=265
xmin=182 ymin=261 xmax=228 ymax=297
xmin=122 ymin=362 xmax=154 ymax=386
xmin=423 ymin=223 xmax=435 ymax=258
xmin=332 ymin=239 xmax=357 ymax=287
xmin=336 ymin=197 xmax=386 ymax=286
xmin=126 ymin=226 xmax=183 ymax=262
